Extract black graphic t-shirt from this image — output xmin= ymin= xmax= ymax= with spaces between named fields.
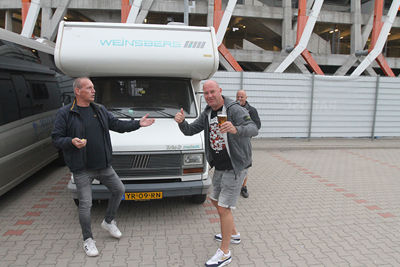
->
xmin=209 ymin=107 xmax=233 ymax=170
xmin=78 ymin=106 xmax=107 ymax=170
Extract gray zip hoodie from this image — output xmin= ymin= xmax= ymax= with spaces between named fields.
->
xmin=178 ymin=96 xmax=258 ymax=174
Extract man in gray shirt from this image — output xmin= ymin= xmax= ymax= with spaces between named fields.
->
xmin=236 ymin=89 xmax=261 ymax=198
xmin=175 ymin=80 xmax=258 ymax=267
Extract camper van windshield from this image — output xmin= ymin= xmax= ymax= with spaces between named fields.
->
xmin=93 ymin=78 xmax=197 ymax=118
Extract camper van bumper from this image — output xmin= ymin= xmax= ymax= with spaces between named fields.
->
xmin=67 ymin=177 xmax=211 ymax=200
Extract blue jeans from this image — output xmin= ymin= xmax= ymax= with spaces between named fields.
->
xmin=73 ymin=167 xmax=125 ymax=241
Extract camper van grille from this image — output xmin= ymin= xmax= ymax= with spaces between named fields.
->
xmin=112 ymin=154 xmax=181 ymax=177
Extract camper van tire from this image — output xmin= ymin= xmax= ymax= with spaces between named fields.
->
xmin=191 ymin=194 xmax=207 ymax=204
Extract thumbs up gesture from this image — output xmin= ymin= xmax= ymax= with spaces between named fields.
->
xmin=174 ymin=108 xmax=185 ymax=123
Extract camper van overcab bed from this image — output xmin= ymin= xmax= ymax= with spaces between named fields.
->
xmin=54 ymin=22 xmax=219 ymax=204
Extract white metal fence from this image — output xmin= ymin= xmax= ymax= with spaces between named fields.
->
xmin=208 ymin=71 xmax=400 ymax=138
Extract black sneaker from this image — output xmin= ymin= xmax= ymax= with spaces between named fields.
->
xmin=214 ymin=233 xmax=241 ymax=244
xmin=240 ymin=186 xmax=249 ymax=198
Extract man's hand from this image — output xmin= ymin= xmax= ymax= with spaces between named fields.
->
xmin=174 ymin=108 xmax=185 ymax=123
xmin=140 ymin=113 xmax=155 ymax=127
xmin=219 ymin=121 xmax=237 ymax=134
xmin=72 ymin=138 xmax=87 ymax=149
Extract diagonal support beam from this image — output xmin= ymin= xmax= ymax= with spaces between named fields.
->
xmin=275 ymin=0 xmax=324 ymax=74
xmin=214 ymin=0 xmax=242 ymax=71
xmin=21 ymin=0 xmax=41 ymax=37
xmin=126 ymin=0 xmax=143 ymax=23
xmin=0 ymin=28 xmax=54 ymax=54
xmin=215 ymin=0 xmax=236 ymax=46
xmin=136 ymin=0 xmax=154 ymax=24
xmin=21 ymin=0 xmax=31 ymax=26
xmin=351 ymin=0 xmax=399 ymax=77
xmin=41 ymin=0 xmax=72 ymax=41
xmin=335 ymin=1 xmax=375 ymax=76
xmin=121 ymin=0 xmax=131 ymax=23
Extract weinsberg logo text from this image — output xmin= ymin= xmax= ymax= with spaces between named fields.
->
xmin=99 ymin=39 xmax=206 ymax=48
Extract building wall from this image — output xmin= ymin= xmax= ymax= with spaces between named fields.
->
xmin=210 ymin=71 xmax=400 ymax=138
xmin=1 ymin=0 xmax=400 ymax=74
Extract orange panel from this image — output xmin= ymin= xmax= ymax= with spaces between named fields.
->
xmin=214 ymin=0 xmax=241 ymax=71
xmin=296 ymin=0 xmax=307 ymax=43
xmin=370 ymin=0 xmax=384 ymax=50
xmin=21 ymin=0 xmax=31 ymax=26
xmin=296 ymin=0 xmax=323 ymax=75
xmin=301 ymin=50 xmax=324 ymax=75
xmin=376 ymin=54 xmax=395 ymax=77
xmin=213 ymin=0 xmax=223 ymax=32
xmin=368 ymin=0 xmax=394 ymax=76
xmin=218 ymin=44 xmax=243 ymax=71
xmin=121 ymin=0 xmax=131 ymax=23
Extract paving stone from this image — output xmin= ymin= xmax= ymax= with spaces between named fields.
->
xmin=1 ymin=140 xmax=400 ymax=266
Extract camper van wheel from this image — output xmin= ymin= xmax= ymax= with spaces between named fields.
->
xmin=73 ymin=199 xmax=79 ymax=206
xmin=191 ymin=194 xmax=207 ymax=204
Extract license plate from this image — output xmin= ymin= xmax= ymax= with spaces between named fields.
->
xmin=124 ymin=192 xmax=162 ymax=201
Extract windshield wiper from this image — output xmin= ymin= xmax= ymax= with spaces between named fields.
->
xmin=154 ymin=109 xmax=175 ymax=118
xmin=109 ymin=109 xmax=135 ymax=120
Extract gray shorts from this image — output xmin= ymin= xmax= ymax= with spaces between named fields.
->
xmin=209 ymin=169 xmax=248 ymax=209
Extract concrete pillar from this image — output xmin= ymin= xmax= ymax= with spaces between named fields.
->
xmin=350 ymin=0 xmax=362 ymax=54
xmin=282 ymin=0 xmax=292 ymax=49
xmin=207 ymin=0 xmax=214 ymax=27
xmin=5 ymin=10 xmax=13 ymax=31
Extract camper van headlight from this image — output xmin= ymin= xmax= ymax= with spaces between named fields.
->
xmin=183 ymin=153 xmax=204 ymax=175
xmin=183 ymin=153 xmax=203 ymax=166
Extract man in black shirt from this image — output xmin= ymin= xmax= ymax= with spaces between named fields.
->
xmin=236 ymin=89 xmax=261 ymax=198
xmin=52 ymin=77 xmax=154 ymax=257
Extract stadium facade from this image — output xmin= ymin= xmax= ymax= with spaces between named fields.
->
xmin=0 ymin=0 xmax=399 ymax=76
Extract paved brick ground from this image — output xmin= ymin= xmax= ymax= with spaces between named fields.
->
xmin=1 ymin=139 xmax=400 ymax=266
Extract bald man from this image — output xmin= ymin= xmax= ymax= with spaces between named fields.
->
xmin=52 ymin=77 xmax=155 ymax=257
xmin=175 ymin=80 xmax=258 ymax=267
xmin=236 ymin=89 xmax=261 ymax=198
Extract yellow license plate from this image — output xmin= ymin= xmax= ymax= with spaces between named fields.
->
xmin=124 ymin=192 xmax=162 ymax=201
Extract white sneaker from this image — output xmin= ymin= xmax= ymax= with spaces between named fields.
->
xmin=214 ymin=233 xmax=241 ymax=244
xmin=101 ymin=219 xmax=122 ymax=239
xmin=205 ymin=248 xmax=232 ymax=267
xmin=83 ymin=238 xmax=99 ymax=257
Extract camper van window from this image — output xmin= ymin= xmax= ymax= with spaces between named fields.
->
xmin=0 ymin=79 xmax=20 ymax=126
xmin=30 ymin=82 xmax=49 ymax=100
xmin=93 ymin=78 xmax=197 ymax=118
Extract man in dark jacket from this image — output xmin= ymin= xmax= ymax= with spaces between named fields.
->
xmin=236 ymin=89 xmax=261 ymax=198
xmin=52 ymin=77 xmax=154 ymax=257
xmin=175 ymin=80 xmax=258 ymax=267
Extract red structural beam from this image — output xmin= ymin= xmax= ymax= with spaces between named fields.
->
xmin=214 ymin=0 xmax=243 ymax=71
xmin=296 ymin=0 xmax=324 ymax=75
xmin=219 ymin=44 xmax=243 ymax=71
xmin=21 ymin=0 xmax=31 ymax=26
xmin=369 ymin=0 xmax=394 ymax=77
xmin=121 ymin=0 xmax=131 ymax=23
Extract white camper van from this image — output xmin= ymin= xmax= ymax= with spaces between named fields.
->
xmin=54 ymin=22 xmax=219 ymax=204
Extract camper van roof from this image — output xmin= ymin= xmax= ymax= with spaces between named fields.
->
xmin=55 ymin=22 xmax=219 ymax=79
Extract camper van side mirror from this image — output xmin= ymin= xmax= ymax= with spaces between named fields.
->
xmin=195 ymin=91 xmax=203 ymax=111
